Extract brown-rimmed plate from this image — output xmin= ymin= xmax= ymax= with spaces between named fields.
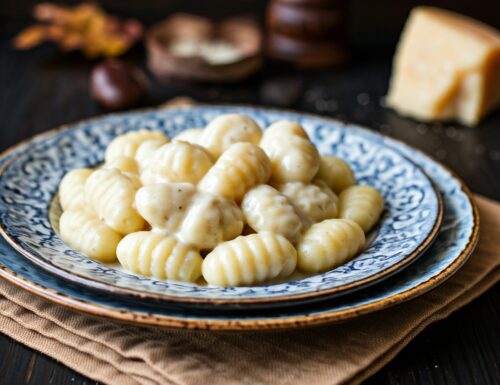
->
xmin=0 ymin=106 xmax=443 ymax=308
xmin=0 ymin=154 xmax=477 ymax=330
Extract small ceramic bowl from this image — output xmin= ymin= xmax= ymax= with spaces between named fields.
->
xmin=146 ymin=14 xmax=262 ymax=83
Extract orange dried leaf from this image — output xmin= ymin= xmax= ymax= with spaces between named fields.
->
xmin=58 ymin=31 xmax=84 ymax=51
xmin=13 ymin=25 xmax=50 ymax=49
xmin=12 ymin=2 xmax=142 ymax=58
xmin=34 ymin=3 xmax=72 ymax=25
xmin=46 ymin=24 xmax=66 ymax=40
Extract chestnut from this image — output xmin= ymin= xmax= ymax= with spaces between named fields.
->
xmin=90 ymin=59 xmax=146 ymax=110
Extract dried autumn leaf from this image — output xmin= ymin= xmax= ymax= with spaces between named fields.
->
xmin=13 ymin=25 xmax=50 ymax=49
xmin=34 ymin=3 xmax=73 ymax=25
xmin=13 ymin=2 xmax=143 ymax=58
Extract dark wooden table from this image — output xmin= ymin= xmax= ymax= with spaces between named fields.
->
xmin=0 ymin=37 xmax=499 ymax=385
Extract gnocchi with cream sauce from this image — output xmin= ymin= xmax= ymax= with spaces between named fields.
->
xmin=57 ymin=113 xmax=384 ymax=287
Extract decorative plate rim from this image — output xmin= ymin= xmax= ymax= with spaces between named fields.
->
xmin=0 ymin=168 xmax=478 ymax=331
xmin=0 ymin=106 xmax=443 ymax=306
xmin=0 ymin=105 xmax=479 ymax=330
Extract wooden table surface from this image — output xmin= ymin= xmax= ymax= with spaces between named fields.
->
xmin=0 ymin=37 xmax=499 ymax=385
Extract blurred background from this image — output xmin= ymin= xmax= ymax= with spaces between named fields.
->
xmin=0 ymin=0 xmax=499 ymax=195
xmin=2 ymin=0 xmax=499 ymax=43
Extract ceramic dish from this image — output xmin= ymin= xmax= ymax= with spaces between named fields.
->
xmin=0 ymin=116 xmax=478 ymax=330
xmin=0 ymin=107 xmax=442 ymax=306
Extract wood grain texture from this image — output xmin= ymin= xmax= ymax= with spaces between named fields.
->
xmin=0 ymin=36 xmax=499 ymax=385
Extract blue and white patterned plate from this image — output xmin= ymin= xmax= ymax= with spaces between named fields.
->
xmin=0 ymin=106 xmax=442 ymax=305
xmin=0 ymin=110 xmax=478 ymax=330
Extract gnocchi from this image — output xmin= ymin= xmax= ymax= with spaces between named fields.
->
xmin=339 ymin=185 xmax=384 ymax=232
xmin=172 ymin=128 xmax=204 ymax=144
xmin=262 ymin=120 xmax=308 ymax=139
xmin=135 ymin=139 xmax=168 ymax=171
xmin=85 ymin=168 xmax=145 ymax=234
xmin=177 ymin=193 xmax=244 ymax=249
xmin=297 ymin=219 xmax=365 ymax=273
xmin=135 ymin=183 xmax=196 ymax=232
xmin=202 ymin=233 xmax=297 ymax=286
xmin=200 ymin=114 xmax=262 ymax=158
xmin=104 ymin=156 xmax=139 ymax=174
xmin=135 ymin=183 xmax=243 ymax=249
xmin=278 ymin=180 xmax=338 ymax=225
xmin=59 ymin=209 xmax=121 ymax=262
xmin=242 ymin=185 xmax=303 ymax=243
xmin=316 ymin=155 xmax=356 ymax=193
xmin=260 ymin=121 xmax=320 ymax=183
xmin=105 ymin=130 xmax=168 ymax=163
xmin=57 ymin=114 xmax=383 ymax=287
xmin=140 ymin=141 xmax=213 ymax=185
xmin=58 ymin=168 xmax=93 ymax=211
xmin=117 ymin=231 xmax=202 ymax=282
xmin=198 ymin=142 xmax=271 ymax=201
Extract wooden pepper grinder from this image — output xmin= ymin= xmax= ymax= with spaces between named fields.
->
xmin=266 ymin=0 xmax=350 ymax=68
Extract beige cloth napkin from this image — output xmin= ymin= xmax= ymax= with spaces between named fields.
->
xmin=0 ymin=195 xmax=498 ymax=385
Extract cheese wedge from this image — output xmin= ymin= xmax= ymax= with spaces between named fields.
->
xmin=387 ymin=7 xmax=500 ymax=126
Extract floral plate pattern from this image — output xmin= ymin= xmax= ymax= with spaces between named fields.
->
xmin=0 ymin=106 xmax=442 ymax=305
xmin=0 ymin=108 xmax=478 ymax=330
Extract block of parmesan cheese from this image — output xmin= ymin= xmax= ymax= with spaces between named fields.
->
xmin=386 ymin=7 xmax=500 ymax=126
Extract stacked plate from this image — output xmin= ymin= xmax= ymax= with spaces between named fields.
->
xmin=0 ymin=106 xmax=479 ymax=331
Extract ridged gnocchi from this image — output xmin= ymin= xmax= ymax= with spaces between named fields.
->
xmin=140 ymin=141 xmax=213 ymax=185
xmin=297 ymin=219 xmax=365 ymax=273
xmin=262 ymin=120 xmax=309 ymax=139
xmin=316 ymin=155 xmax=356 ymax=193
xmin=202 ymin=233 xmax=297 ymax=286
xmin=260 ymin=121 xmax=320 ymax=183
xmin=85 ymin=168 xmax=145 ymax=234
xmin=278 ymin=180 xmax=338 ymax=225
xmin=199 ymin=142 xmax=271 ymax=201
xmin=177 ymin=193 xmax=244 ymax=249
xmin=242 ymin=185 xmax=303 ymax=243
xmin=200 ymin=114 xmax=262 ymax=158
xmin=59 ymin=209 xmax=121 ymax=262
xmin=339 ymin=185 xmax=384 ymax=232
xmin=135 ymin=183 xmax=243 ymax=249
xmin=135 ymin=139 xmax=168 ymax=171
xmin=104 ymin=156 xmax=139 ymax=174
xmin=122 ymin=171 xmax=142 ymax=189
xmin=117 ymin=231 xmax=202 ymax=282
xmin=173 ymin=128 xmax=203 ymax=144
xmin=57 ymin=115 xmax=382 ymax=286
xmin=105 ymin=130 xmax=168 ymax=163
xmin=58 ymin=168 xmax=93 ymax=211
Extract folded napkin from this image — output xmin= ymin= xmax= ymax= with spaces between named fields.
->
xmin=0 ymin=194 xmax=497 ymax=385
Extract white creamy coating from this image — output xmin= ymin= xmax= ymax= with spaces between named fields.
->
xmin=277 ymin=180 xmax=339 ymax=226
xmin=177 ymin=192 xmax=243 ymax=249
xmin=135 ymin=183 xmax=196 ymax=232
xmin=241 ymin=185 xmax=303 ymax=244
xmin=135 ymin=182 xmax=244 ymax=250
